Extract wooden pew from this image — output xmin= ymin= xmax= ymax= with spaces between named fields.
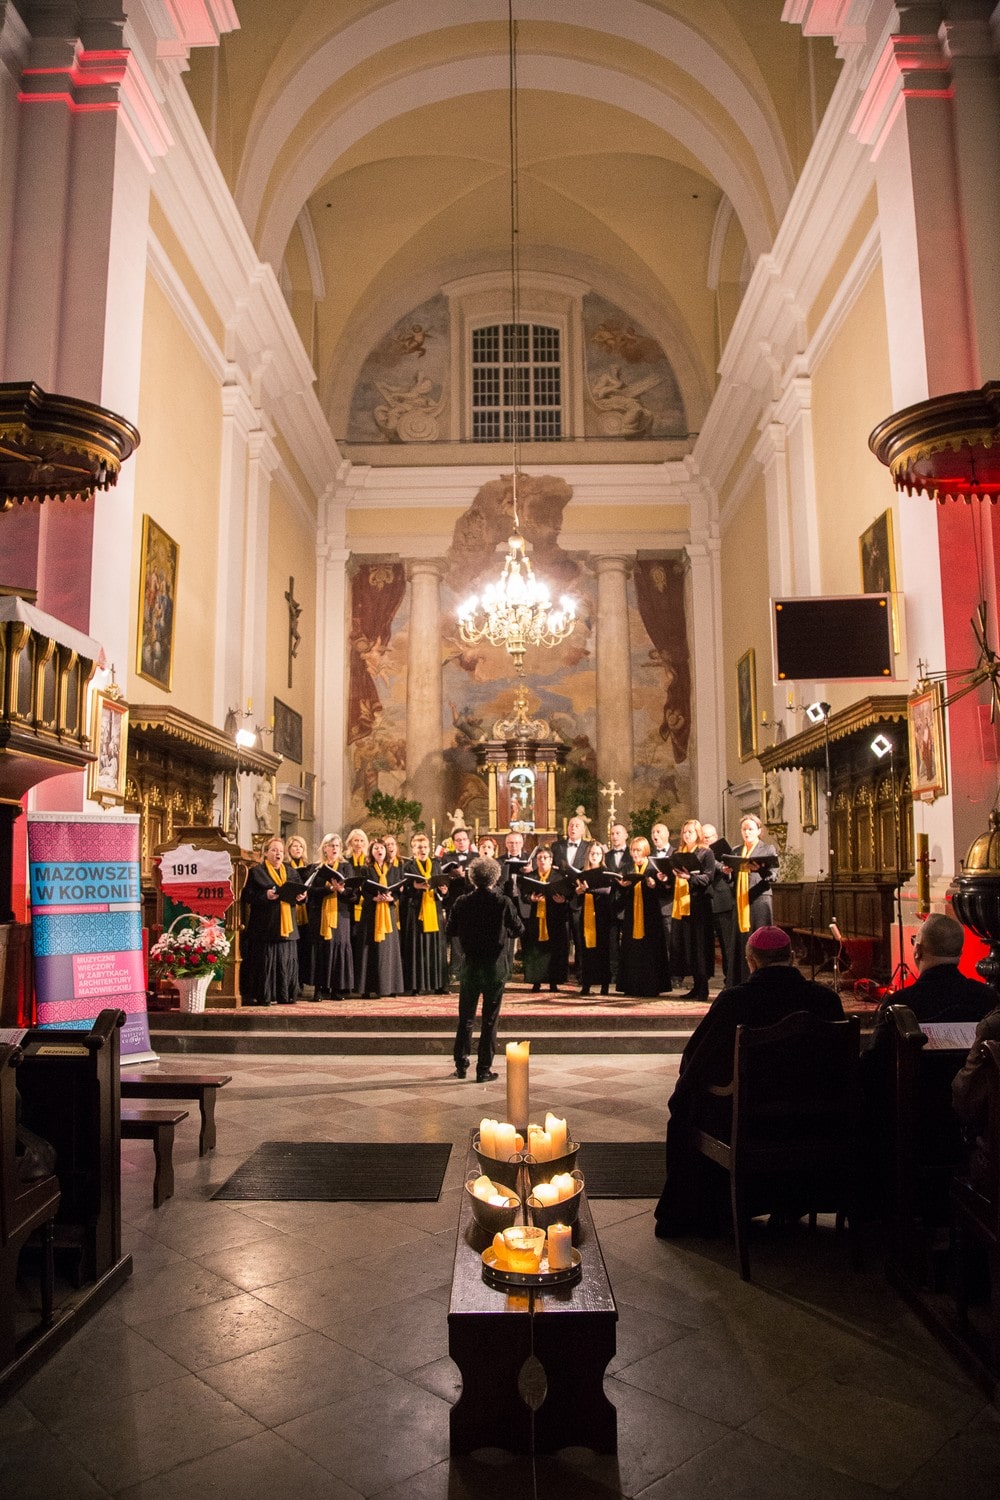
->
xmin=0 ymin=1043 xmax=60 ymax=1374
xmin=119 ymin=1071 xmax=231 ymax=1155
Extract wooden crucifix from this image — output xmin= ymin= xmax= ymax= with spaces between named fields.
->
xmin=285 ymin=576 xmax=302 ymax=688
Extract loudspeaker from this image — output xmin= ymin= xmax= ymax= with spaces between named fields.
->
xmin=772 ymin=595 xmax=894 ymax=681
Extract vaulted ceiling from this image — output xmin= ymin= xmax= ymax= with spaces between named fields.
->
xmin=185 ymin=1 xmax=840 ymax=433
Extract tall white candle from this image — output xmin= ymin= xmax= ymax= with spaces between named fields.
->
xmin=479 ymin=1118 xmax=498 ymax=1157
xmin=544 ymin=1112 xmax=568 ymax=1156
xmin=527 ymin=1126 xmax=552 ymax=1161
xmin=548 ymin=1222 xmax=573 ymax=1270
xmin=506 ymin=1041 xmax=530 ymax=1132
xmin=494 ymin=1122 xmax=517 ymax=1159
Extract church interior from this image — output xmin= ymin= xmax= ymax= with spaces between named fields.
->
xmin=4 ymin=0 xmax=1000 ymax=1494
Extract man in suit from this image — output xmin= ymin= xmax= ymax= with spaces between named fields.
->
xmin=448 ymin=857 xmax=524 ymax=1082
xmin=701 ymin=822 xmax=734 ymax=989
xmin=605 ymin=823 xmax=633 ymax=981
xmin=654 ymin=925 xmax=844 ymax=1236
xmin=649 ymin=821 xmax=682 ymax=991
xmin=441 ymin=826 xmax=475 ymax=982
xmin=551 ymin=814 xmax=594 ymax=976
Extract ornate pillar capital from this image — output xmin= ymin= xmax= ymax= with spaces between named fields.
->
xmin=405 ymin=557 xmax=447 ymax=583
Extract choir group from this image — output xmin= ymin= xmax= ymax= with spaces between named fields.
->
xmin=237 ymin=814 xmax=779 ymax=1008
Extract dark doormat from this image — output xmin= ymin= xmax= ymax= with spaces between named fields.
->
xmin=577 ymin=1141 xmax=663 ymax=1199
xmin=212 ymin=1141 xmax=452 ymax=1202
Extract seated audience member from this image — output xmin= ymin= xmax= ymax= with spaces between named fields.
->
xmin=863 ymin=912 xmax=1000 ymax=1069
xmin=654 ymin=924 xmax=844 ymax=1237
xmin=952 ymin=1001 xmax=1000 ymax=1192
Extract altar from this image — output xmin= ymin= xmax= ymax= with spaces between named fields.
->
xmin=472 ymin=690 xmax=569 ymax=839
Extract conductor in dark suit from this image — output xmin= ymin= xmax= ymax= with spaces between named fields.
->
xmin=654 ymin=925 xmax=844 ymax=1236
xmin=448 ymin=857 xmax=524 ymax=1082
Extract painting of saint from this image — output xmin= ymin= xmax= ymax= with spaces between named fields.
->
xmin=136 ymin=516 xmax=179 ymax=691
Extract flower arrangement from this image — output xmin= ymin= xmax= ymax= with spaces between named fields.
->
xmin=149 ymin=915 xmax=231 ymax=980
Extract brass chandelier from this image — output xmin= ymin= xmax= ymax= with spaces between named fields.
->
xmin=455 ymin=0 xmax=576 ymax=677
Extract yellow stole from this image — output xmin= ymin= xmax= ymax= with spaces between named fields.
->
xmin=320 ymin=865 xmax=339 ymax=940
xmin=416 ymin=858 xmax=439 ymax=933
xmin=290 ymin=858 xmax=309 ymax=925
xmin=265 ymin=861 xmax=294 ymax=938
xmin=583 ymin=891 xmax=597 ymax=948
xmin=632 ymin=860 xmax=647 ymax=939
xmin=736 ymin=841 xmax=755 ymax=933
xmin=672 ymin=848 xmax=694 ymax=919
xmin=352 ymin=854 xmax=366 ymax=920
xmin=372 ymin=863 xmax=393 ymax=942
xmin=537 ymin=869 xmax=550 ymax=941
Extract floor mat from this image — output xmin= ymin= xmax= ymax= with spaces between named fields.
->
xmin=577 ymin=1140 xmax=664 ymax=1199
xmin=211 ymin=1141 xmax=452 ymax=1201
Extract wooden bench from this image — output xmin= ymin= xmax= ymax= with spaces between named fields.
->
xmin=120 ymin=1107 xmax=188 ymax=1208
xmin=119 ymin=1072 xmax=231 ymax=1155
xmin=448 ymin=1133 xmax=617 ymax=1455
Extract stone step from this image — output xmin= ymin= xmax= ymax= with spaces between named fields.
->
xmin=150 ymin=1027 xmax=694 ymax=1057
xmin=148 ymin=1008 xmax=705 ymax=1035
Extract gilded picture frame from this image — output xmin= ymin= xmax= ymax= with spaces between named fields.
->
xmin=799 ymin=767 xmax=818 ymax=833
xmin=273 ymin=697 xmax=303 ymax=763
xmin=87 ymin=689 xmax=129 ymax=804
xmin=859 ymin=508 xmax=900 ymax=653
xmin=908 ymin=682 xmax=948 ymax=801
xmin=737 ymin=648 xmax=758 ymax=763
xmin=136 ymin=515 xmax=179 ymax=690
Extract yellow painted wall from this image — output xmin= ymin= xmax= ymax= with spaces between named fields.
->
xmin=128 ymin=272 xmax=221 ymax=719
xmin=719 ymin=470 xmax=769 ymax=780
xmin=811 ymin=262 xmax=899 ymax=710
xmin=266 ymin=482 xmax=317 ymax=782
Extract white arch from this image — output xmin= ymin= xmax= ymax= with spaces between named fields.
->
xmin=238 ymin=0 xmax=792 ymax=244
xmin=258 ymin=53 xmax=775 ymax=273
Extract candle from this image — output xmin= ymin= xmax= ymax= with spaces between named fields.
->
xmin=502 ymin=1225 xmax=545 ymax=1272
xmin=514 ymin=1132 xmax=524 ymax=1154
xmin=548 ymin=1222 xmax=573 ymax=1270
xmin=532 ymin=1182 xmax=560 ymax=1207
xmin=494 ymin=1122 xmax=517 ymax=1159
xmin=479 ymin=1118 xmax=498 ymax=1157
xmin=527 ymin=1126 xmax=551 ymax=1161
xmin=488 ymin=1193 xmax=511 ymax=1208
xmin=475 ymin=816 xmax=480 ymax=840
xmin=545 ymin=1112 xmax=568 ymax=1156
xmin=506 ymin=1040 xmax=530 ymax=1132
xmin=472 ymin=1174 xmax=495 ymax=1200
xmin=550 ymin=1172 xmax=576 ymax=1201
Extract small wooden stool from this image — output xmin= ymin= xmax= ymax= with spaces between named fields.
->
xmin=120 ymin=1073 xmax=231 ymax=1155
xmin=121 ymin=1107 xmax=188 ymax=1208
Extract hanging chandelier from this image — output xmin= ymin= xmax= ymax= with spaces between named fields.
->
xmin=455 ymin=0 xmax=576 ymax=676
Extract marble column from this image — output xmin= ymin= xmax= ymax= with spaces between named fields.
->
xmin=593 ymin=554 xmax=635 ymax=811
xmin=405 ymin=559 xmax=445 ymax=820
xmin=315 ymin=488 xmax=349 ymax=840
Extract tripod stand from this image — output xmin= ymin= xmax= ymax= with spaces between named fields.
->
xmin=872 ymin=734 xmax=915 ymax=990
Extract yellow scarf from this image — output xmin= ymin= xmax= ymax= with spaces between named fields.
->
xmin=632 ymin=860 xmax=647 ymax=939
xmin=320 ymin=864 xmax=339 ymax=940
xmin=290 ymin=858 xmax=309 ymax=925
xmin=416 ymin=858 xmax=439 ymax=933
xmin=537 ymin=869 xmax=549 ymax=942
xmin=672 ymin=848 xmax=694 ymax=920
xmin=265 ymin=861 xmax=294 ymax=938
xmin=583 ymin=891 xmax=597 ymax=948
xmin=352 ymin=854 xmax=366 ymax=920
xmin=373 ymin=863 xmax=393 ymax=942
xmin=736 ymin=841 xmax=755 ymax=933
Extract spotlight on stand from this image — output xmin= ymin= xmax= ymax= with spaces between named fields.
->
xmin=235 ymin=727 xmax=257 ymax=749
xmin=870 ymin=732 xmax=913 ymax=988
xmin=806 ymin=701 xmax=831 ymax=724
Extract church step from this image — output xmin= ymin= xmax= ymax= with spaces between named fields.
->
xmin=149 ymin=1027 xmax=694 ymax=1057
xmin=148 ymin=1008 xmax=706 ymax=1035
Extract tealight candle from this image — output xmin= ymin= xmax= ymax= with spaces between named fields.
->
xmin=502 ymin=1224 xmax=545 ymax=1273
xmin=548 ymin=1222 xmax=573 ymax=1271
xmin=506 ymin=1041 xmax=530 ymax=1132
xmin=545 ymin=1112 xmax=568 ymax=1156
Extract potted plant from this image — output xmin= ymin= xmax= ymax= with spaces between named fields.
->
xmin=148 ymin=915 xmax=231 ymax=1013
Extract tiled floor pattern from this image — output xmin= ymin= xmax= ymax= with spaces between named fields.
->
xmin=3 ymin=1052 xmax=1000 ymax=1498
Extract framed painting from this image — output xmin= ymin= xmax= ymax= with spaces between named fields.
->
xmin=799 ymin=767 xmax=818 ymax=833
xmin=859 ymin=508 xmax=900 ymax=652
xmin=737 ymin=648 xmax=758 ymax=763
xmin=87 ymin=688 xmax=129 ymax=804
xmin=908 ymin=682 xmax=948 ymax=801
xmin=136 ymin=515 xmax=179 ymax=690
xmin=273 ymin=697 xmax=303 ymax=763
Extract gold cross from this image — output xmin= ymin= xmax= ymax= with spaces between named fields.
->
xmin=600 ymin=779 xmax=624 ymax=838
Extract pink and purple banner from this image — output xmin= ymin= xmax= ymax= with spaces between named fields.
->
xmin=27 ymin=813 xmax=155 ymax=1061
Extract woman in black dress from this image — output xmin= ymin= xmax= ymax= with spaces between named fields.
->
xmin=573 ymin=842 xmax=614 ymax=997
xmin=728 ymin=813 xmax=779 ymax=984
xmin=308 ymin=834 xmax=354 ymax=1001
xmin=668 ymin=819 xmax=716 ymax=1001
xmin=355 ymin=836 xmax=405 ymax=998
xmin=520 ymin=845 xmax=570 ymax=992
xmin=616 ymin=836 xmax=668 ymax=997
xmin=285 ymin=834 xmax=314 ymax=994
xmin=344 ymin=827 xmax=370 ymax=988
xmin=240 ymin=837 xmax=307 ymax=1006
xmin=400 ymin=831 xmax=448 ymax=995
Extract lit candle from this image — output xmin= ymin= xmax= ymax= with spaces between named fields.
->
xmin=550 ymin=1172 xmax=576 ymax=1201
xmin=472 ymin=1174 xmax=495 ymax=1200
xmin=494 ymin=1122 xmax=517 ymax=1159
xmin=502 ymin=1225 xmax=545 ymax=1272
xmin=532 ymin=1182 xmax=559 ymax=1207
xmin=527 ymin=1126 xmax=551 ymax=1161
xmin=506 ymin=1040 xmax=530 ymax=1132
xmin=514 ymin=1132 xmax=524 ymax=1153
xmin=475 ymin=816 xmax=480 ymax=840
xmin=548 ymin=1222 xmax=573 ymax=1271
xmin=545 ymin=1112 xmax=568 ymax=1156
xmin=488 ymin=1193 xmax=511 ymax=1208
xmin=431 ymin=817 xmax=437 ymax=847
xmin=479 ymin=1118 xmax=498 ymax=1157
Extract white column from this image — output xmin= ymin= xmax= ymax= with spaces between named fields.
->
xmin=241 ymin=428 xmax=279 ymax=720
xmin=685 ymin=529 xmax=726 ymax=823
xmin=213 ymin=380 xmax=256 ymax=724
xmin=775 ymin=370 xmax=821 ymax=596
xmin=593 ymin=554 xmax=635 ymax=801
xmin=315 ymin=487 xmax=348 ymax=836
xmin=405 ymin=559 xmax=445 ymax=819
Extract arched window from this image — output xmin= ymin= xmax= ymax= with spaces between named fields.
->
xmin=471 ymin=322 xmax=562 ymax=441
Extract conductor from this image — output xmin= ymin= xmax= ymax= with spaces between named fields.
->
xmin=447 ymin=857 xmax=525 ymax=1083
